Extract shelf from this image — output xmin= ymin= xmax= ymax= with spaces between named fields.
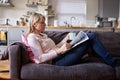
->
xmin=26 ymin=4 xmax=37 ymax=7
xmin=25 ymin=0 xmax=54 ymax=26
xmin=47 ymin=15 xmax=55 ymax=18
xmin=0 ymin=3 xmax=14 ymax=7
xmin=37 ymin=4 xmax=49 ymax=6
xmin=23 ymin=15 xmax=30 ymax=18
xmin=23 ymin=14 xmax=55 ymax=18
xmin=26 ymin=4 xmax=50 ymax=7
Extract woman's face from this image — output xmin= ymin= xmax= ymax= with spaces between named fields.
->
xmin=34 ymin=18 xmax=46 ymax=33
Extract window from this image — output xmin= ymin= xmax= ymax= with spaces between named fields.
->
xmin=56 ymin=0 xmax=86 ymax=26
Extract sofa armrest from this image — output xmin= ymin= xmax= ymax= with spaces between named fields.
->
xmin=9 ymin=44 xmax=22 ymax=79
xmin=8 ymin=42 xmax=31 ymax=79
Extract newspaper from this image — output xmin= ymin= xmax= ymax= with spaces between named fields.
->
xmin=70 ymin=31 xmax=89 ymax=48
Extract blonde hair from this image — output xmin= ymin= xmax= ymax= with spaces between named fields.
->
xmin=27 ymin=13 xmax=45 ymax=36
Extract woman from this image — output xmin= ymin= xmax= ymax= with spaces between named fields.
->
xmin=27 ymin=13 xmax=118 ymax=67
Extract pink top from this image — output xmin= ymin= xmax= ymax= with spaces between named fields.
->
xmin=27 ymin=33 xmax=58 ymax=64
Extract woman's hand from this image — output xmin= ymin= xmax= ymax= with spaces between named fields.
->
xmin=60 ymin=43 xmax=71 ymax=52
xmin=55 ymin=42 xmax=71 ymax=54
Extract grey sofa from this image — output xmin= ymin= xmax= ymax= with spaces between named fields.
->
xmin=5 ymin=31 xmax=120 ymax=80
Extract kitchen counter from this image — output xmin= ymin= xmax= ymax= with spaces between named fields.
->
xmin=0 ymin=25 xmax=120 ymax=31
xmin=46 ymin=26 xmax=113 ymax=29
xmin=0 ymin=25 xmax=27 ymax=28
xmin=45 ymin=26 xmax=115 ymax=31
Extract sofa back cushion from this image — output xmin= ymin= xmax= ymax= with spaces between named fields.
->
xmin=94 ymin=31 xmax=120 ymax=57
xmin=44 ymin=31 xmax=69 ymax=44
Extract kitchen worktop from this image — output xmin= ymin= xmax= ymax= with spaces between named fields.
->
xmin=0 ymin=25 xmax=114 ymax=28
xmin=0 ymin=25 xmax=120 ymax=30
xmin=0 ymin=25 xmax=27 ymax=28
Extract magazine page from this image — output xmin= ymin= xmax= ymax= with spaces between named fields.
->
xmin=70 ymin=31 xmax=89 ymax=48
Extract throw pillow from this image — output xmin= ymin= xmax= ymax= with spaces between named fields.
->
xmin=21 ymin=34 xmax=37 ymax=63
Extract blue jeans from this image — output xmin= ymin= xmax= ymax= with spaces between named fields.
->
xmin=52 ymin=32 xmax=115 ymax=66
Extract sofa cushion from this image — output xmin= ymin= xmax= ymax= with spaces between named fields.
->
xmin=44 ymin=31 xmax=69 ymax=44
xmin=94 ymin=31 xmax=120 ymax=57
xmin=9 ymin=42 xmax=32 ymax=64
xmin=115 ymin=66 xmax=120 ymax=80
xmin=21 ymin=63 xmax=116 ymax=80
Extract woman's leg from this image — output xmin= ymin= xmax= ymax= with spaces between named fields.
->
xmin=52 ymin=41 xmax=90 ymax=66
xmin=87 ymin=32 xmax=116 ymax=66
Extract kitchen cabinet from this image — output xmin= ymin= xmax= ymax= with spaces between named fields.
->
xmin=98 ymin=0 xmax=119 ymax=18
xmin=0 ymin=27 xmax=28 ymax=53
xmin=0 ymin=46 xmax=7 ymax=53
xmin=8 ymin=28 xmax=28 ymax=44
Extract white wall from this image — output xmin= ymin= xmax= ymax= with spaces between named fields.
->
xmin=0 ymin=0 xmax=37 ymax=19
xmin=0 ymin=0 xmax=98 ymax=26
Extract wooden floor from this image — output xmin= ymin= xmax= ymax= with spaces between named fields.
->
xmin=0 ymin=60 xmax=9 ymax=78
